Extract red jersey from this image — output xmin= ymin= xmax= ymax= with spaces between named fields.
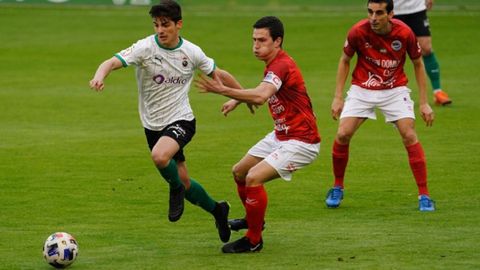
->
xmin=343 ymin=18 xmax=422 ymax=90
xmin=262 ymin=50 xmax=320 ymax=144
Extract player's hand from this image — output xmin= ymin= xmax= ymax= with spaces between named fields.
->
xmin=222 ymin=99 xmax=240 ymax=116
xmin=195 ymin=74 xmax=224 ymax=94
xmin=426 ymin=0 xmax=434 ymax=10
xmin=246 ymin=103 xmax=257 ymax=114
xmin=419 ymin=103 xmax=434 ymax=127
xmin=331 ymin=96 xmax=344 ymax=120
xmin=89 ymin=79 xmax=104 ymax=91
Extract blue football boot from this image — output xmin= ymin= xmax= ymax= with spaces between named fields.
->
xmin=325 ymin=186 xmax=343 ymax=208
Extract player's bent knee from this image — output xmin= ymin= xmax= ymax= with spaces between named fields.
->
xmin=421 ymin=46 xmax=432 ymax=56
xmin=232 ymin=172 xmax=247 ymax=186
xmin=151 ymin=152 xmax=170 ymax=169
xmin=336 ymin=131 xmax=353 ymax=144
xmin=245 ymin=174 xmax=261 ymax=187
xmin=401 ymin=132 xmax=418 ymax=146
xmin=232 ymin=164 xmax=247 ymax=182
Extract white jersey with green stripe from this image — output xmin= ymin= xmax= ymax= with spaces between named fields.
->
xmin=115 ymin=35 xmax=215 ymax=131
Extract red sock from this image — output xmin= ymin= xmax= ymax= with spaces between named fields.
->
xmin=245 ymin=185 xmax=267 ymax=245
xmin=235 ymin=181 xmax=247 ymax=208
xmin=406 ymin=142 xmax=429 ymax=196
xmin=332 ymin=140 xmax=349 ymax=188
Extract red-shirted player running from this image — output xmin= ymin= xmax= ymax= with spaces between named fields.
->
xmin=196 ymin=16 xmax=320 ymax=253
xmin=325 ymin=0 xmax=435 ymax=211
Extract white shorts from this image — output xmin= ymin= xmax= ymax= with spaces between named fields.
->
xmin=340 ymin=85 xmax=415 ymax=122
xmin=247 ymin=132 xmax=320 ymax=181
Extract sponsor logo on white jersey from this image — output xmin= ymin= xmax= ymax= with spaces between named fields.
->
xmin=154 ymin=55 xmax=163 ymax=64
xmin=153 ymin=74 xmax=188 ymax=85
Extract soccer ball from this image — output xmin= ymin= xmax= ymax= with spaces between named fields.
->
xmin=43 ymin=232 xmax=78 ymax=268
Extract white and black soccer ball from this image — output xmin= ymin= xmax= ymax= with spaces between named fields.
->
xmin=43 ymin=232 xmax=78 ymax=268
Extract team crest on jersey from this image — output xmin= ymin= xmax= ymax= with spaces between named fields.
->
xmin=391 ymin=40 xmax=402 ymax=51
xmin=182 ymin=56 xmax=188 ymax=67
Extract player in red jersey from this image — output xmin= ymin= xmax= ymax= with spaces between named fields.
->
xmin=196 ymin=16 xmax=320 ymax=253
xmin=325 ymin=0 xmax=436 ymax=211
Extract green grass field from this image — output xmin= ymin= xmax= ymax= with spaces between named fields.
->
xmin=1 ymin=1 xmax=479 ymax=269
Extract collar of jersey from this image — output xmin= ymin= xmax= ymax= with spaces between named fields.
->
xmin=155 ymin=35 xmax=183 ymax=50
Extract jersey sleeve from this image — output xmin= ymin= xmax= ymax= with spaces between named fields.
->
xmin=406 ymin=30 xmax=422 ymax=60
xmin=114 ymin=38 xmax=148 ymax=67
xmin=193 ymin=46 xmax=215 ymax=75
xmin=263 ymin=61 xmax=288 ymax=91
xmin=343 ymin=27 xmax=358 ymax=57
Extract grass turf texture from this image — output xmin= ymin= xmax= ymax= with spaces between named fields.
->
xmin=1 ymin=2 xmax=479 ymax=269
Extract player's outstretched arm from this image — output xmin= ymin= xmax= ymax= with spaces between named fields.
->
xmin=195 ymin=74 xmax=276 ymax=106
xmin=211 ymin=68 xmax=256 ymax=115
xmin=332 ymin=52 xmax=351 ymax=120
xmin=212 ymin=68 xmax=242 ymax=90
xmin=412 ymin=57 xmax=434 ymax=126
xmin=89 ymin=57 xmax=123 ymax=91
xmin=211 ymin=68 xmax=241 ymax=116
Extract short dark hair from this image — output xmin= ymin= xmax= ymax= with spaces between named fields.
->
xmin=253 ymin=16 xmax=284 ymax=47
xmin=367 ymin=0 xmax=394 ymax=14
xmin=149 ymin=0 xmax=182 ymax=22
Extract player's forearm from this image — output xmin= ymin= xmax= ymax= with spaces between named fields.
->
xmin=334 ymin=59 xmax=350 ymax=99
xmin=216 ymin=68 xmax=243 ymax=90
xmin=212 ymin=69 xmax=244 ymax=107
xmin=413 ymin=59 xmax=429 ymax=105
xmin=93 ymin=58 xmax=121 ymax=81
xmin=218 ymin=86 xmax=268 ymax=105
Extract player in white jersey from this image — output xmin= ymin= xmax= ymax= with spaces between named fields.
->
xmin=89 ymin=0 xmax=244 ymax=244
xmin=394 ymin=0 xmax=428 ymax=14
xmin=393 ymin=0 xmax=452 ymax=105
